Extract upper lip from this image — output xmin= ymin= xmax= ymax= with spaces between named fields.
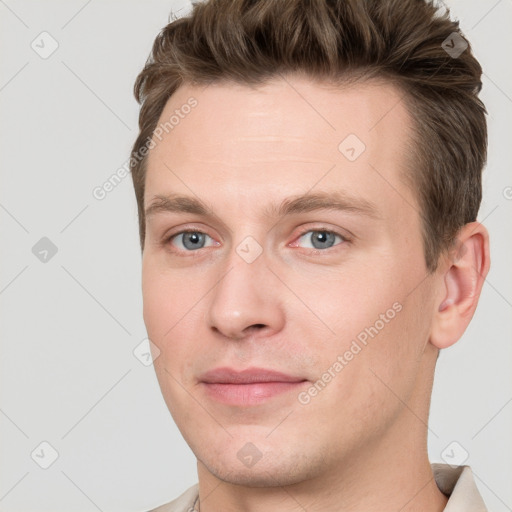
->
xmin=200 ymin=367 xmax=306 ymax=384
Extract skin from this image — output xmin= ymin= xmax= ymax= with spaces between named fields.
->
xmin=141 ymin=74 xmax=490 ymax=511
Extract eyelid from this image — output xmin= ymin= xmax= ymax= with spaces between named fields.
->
xmin=162 ymin=224 xmax=214 ymax=243
xmin=293 ymin=225 xmax=351 ymax=241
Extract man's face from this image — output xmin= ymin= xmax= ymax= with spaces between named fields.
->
xmin=142 ymin=75 xmax=439 ymax=486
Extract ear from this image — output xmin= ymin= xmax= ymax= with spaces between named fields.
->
xmin=430 ymin=222 xmax=490 ymax=350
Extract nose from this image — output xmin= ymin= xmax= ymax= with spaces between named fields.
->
xmin=205 ymin=248 xmax=285 ymax=341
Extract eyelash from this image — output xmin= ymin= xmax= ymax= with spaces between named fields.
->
xmin=162 ymin=226 xmax=349 ymax=256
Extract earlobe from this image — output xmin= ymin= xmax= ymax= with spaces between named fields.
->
xmin=430 ymin=222 xmax=490 ymax=350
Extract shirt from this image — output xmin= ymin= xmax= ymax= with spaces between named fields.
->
xmin=147 ymin=463 xmax=487 ymax=511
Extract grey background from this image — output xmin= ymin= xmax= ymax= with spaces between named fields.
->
xmin=0 ymin=0 xmax=510 ymax=511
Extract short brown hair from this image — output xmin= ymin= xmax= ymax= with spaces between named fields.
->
xmin=130 ymin=0 xmax=487 ymax=272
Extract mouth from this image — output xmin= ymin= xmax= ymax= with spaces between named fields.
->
xmin=199 ymin=367 xmax=308 ymax=406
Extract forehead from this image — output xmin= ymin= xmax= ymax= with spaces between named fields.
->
xmin=144 ymin=75 xmax=416 ymax=219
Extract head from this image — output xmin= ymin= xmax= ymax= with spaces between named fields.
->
xmin=132 ymin=0 xmax=490 ymax=488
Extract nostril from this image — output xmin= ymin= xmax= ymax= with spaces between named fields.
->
xmin=244 ymin=324 xmax=266 ymax=335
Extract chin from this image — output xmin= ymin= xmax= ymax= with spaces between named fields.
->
xmin=197 ymin=446 xmax=326 ymax=488
xmin=204 ymin=462 xmax=309 ymax=487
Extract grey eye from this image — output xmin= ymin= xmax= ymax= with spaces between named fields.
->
xmin=298 ymin=231 xmax=341 ymax=250
xmin=173 ymin=231 xmax=211 ymax=251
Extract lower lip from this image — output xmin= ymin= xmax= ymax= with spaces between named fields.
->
xmin=202 ymin=381 xmax=307 ymax=406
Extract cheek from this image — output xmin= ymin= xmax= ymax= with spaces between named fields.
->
xmin=294 ymin=263 xmax=402 ymax=347
xmin=353 ymin=286 xmax=434 ymax=418
xmin=300 ymin=260 xmax=423 ymax=400
xmin=142 ymin=259 xmax=209 ymax=371
xmin=302 ymin=309 xmax=420 ymax=446
xmin=142 ymin=260 xmax=187 ymax=346
xmin=142 ymin=255 xmax=199 ymax=330
xmin=141 ymin=266 xmax=167 ymax=342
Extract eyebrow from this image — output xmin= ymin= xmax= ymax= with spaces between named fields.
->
xmin=145 ymin=191 xmax=380 ymax=221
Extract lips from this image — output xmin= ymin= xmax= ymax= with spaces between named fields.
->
xmin=200 ymin=367 xmax=306 ymax=384
xmin=199 ymin=367 xmax=308 ymax=406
